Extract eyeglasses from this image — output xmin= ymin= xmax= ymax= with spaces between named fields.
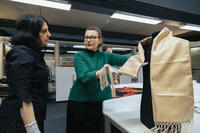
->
xmin=84 ymin=36 xmax=99 ymax=40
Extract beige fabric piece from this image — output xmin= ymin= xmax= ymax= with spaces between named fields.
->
xmin=98 ymin=64 xmax=109 ymax=90
xmin=151 ymin=27 xmax=194 ymax=123
xmin=119 ymin=38 xmax=147 ymax=77
xmin=147 ymin=27 xmax=194 ymax=133
xmin=98 ymin=64 xmax=118 ymax=97
xmin=98 ymin=37 xmax=148 ymax=96
xmin=5 ymin=45 xmax=12 ymax=55
xmin=98 ymin=39 xmax=147 ymax=97
xmin=99 ymin=27 xmax=194 ymax=124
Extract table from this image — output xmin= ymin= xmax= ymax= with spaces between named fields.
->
xmin=103 ymin=94 xmax=147 ymax=133
xmin=103 ymin=82 xmax=200 ymax=133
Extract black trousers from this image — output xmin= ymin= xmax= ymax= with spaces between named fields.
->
xmin=0 ymin=117 xmax=44 ymax=133
xmin=66 ymin=101 xmax=104 ymax=133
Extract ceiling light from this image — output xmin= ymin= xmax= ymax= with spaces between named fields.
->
xmin=111 ymin=11 xmax=161 ymax=25
xmin=73 ymin=45 xmax=86 ymax=48
xmin=67 ymin=51 xmax=79 ymax=54
xmin=112 ymin=48 xmax=132 ymax=51
xmin=10 ymin=0 xmax=71 ymax=11
xmin=180 ymin=24 xmax=200 ymax=32
xmin=45 ymin=50 xmax=54 ymax=52
xmin=47 ymin=43 xmax=55 ymax=47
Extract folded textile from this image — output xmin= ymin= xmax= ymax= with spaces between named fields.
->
xmin=99 ymin=28 xmax=194 ymax=129
xmin=98 ymin=64 xmax=119 ymax=96
xmin=147 ymin=27 xmax=194 ymax=133
xmin=119 ymin=38 xmax=146 ymax=77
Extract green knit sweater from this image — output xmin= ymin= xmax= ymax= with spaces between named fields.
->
xmin=68 ymin=50 xmax=130 ymax=102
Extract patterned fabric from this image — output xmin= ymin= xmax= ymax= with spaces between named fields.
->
xmin=114 ymin=87 xmax=142 ymax=98
xmin=119 ymin=40 xmax=145 ymax=77
xmin=150 ymin=27 xmax=193 ymax=123
xmin=147 ymin=27 xmax=193 ymax=133
xmin=107 ymin=27 xmax=193 ymax=133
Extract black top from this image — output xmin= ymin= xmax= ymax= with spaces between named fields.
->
xmin=140 ymin=39 xmax=155 ymax=129
xmin=140 ymin=32 xmax=160 ymax=128
xmin=0 ymin=45 xmax=49 ymax=121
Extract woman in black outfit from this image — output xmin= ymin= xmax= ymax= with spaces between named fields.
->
xmin=0 ymin=14 xmax=51 ymax=133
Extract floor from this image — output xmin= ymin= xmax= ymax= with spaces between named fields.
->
xmin=0 ymin=98 xmax=120 ymax=133
xmin=44 ymin=101 xmax=121 ymax=133
xmin=44 ymin=101 xmax=67 ymax=133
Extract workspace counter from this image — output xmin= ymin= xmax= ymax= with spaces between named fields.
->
xmin=103 ymin=82 xmax=200 ymax=133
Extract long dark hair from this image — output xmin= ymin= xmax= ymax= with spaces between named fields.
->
xmin=11 ymin=14 xmax=49 ymax=50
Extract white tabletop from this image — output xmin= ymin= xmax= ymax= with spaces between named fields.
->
xmin=103 ymin=81 xmax=200 ymax=133
xmin=103 ymin=93 xmax=148 ymax=133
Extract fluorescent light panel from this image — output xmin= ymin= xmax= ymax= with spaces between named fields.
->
xmin=112 ymin=47 xmax=132 ymax=51
xmin=47 ymin=43 xmax=55 ymax=47
xmin=73 ymin=45 xmax=85 ymax=48
xmin=45 ymin=50 xmax=54 ymax=52
xmin=111 ymin=12 xmax=161 ymax=25
xmin=10 ymin=0 xmax=71 ymax=11
xmin=67 ymin=51 xmax=79 ymax=54
xmin=180 ymin=24 xmax=200 ymax=32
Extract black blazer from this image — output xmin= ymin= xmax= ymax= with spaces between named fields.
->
xmin=0 ymin=45 xmax=49 ymax=121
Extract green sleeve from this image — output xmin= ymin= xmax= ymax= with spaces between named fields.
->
xmin=74 ymin=53 xmax=97 ymax=84
xmin=106 ymin=53 xmax=130 ymax=66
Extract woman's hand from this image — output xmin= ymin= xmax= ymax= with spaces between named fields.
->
xmin=96 ymin=64 xmax=110 ymax=79
xmin=20 ymin=102 xmax=41 ymax=133
xmin=25 ymin=121 xmax=41 ymax=133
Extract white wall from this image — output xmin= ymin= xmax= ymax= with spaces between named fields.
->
xmin=56 ymin=67 xmax=76 ymax=101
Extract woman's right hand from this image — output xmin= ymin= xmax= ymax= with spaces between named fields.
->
xmin=25 ymin=121 xmax=41 ymax=133
xmin=96 ymin=64 xmax=110 ymax=79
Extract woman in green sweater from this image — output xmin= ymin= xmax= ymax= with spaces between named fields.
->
xmin=66 ymin=26 xmax=130 ymax=133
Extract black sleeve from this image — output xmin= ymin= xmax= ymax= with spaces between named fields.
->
xmin=6 ymin=47 xmax=35 ymax=106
